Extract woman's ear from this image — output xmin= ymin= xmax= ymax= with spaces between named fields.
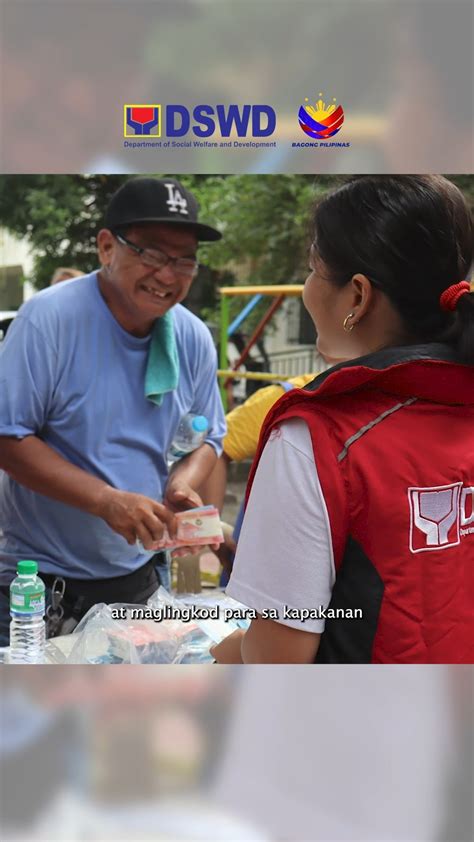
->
xmin=349 ymin=273 xmax=376 ymax=320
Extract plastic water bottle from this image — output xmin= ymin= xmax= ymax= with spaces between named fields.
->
xmin=168 ymin=413 xmax=209 ymax=463
xmin=9 ymin=560 xmax=46 ymax=664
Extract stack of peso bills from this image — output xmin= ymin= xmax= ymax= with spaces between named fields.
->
xmin=138 ymin=505 xmax=224 ymax=551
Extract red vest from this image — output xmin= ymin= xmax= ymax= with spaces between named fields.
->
xmin=248 ymin=345 xmax=474 ymax=663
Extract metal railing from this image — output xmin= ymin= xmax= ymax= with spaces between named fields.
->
xmin=219 ymin=284 xmax=305 ymax=409
xmin=267 ymin=345 xmax=316 ymax=376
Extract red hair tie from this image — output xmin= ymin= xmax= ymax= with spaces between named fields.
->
xmin=439 ymin=281 xmax=471 ymax=312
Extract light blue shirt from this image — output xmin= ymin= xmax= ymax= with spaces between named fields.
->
xmin=0 ymin=272 xmax=226 ymax=582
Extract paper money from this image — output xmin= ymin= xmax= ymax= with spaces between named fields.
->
xmin=137 ymin=505 xmax=224 ymax=551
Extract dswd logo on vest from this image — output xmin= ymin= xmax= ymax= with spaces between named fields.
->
xmin=298 ymin=94 xmax=344 ymax=139
xmin=408 ymin=483 xmax=474 ymax=553
xmin=124 ymin=105 xmax=161 ymax=137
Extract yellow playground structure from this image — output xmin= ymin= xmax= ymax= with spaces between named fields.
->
xmin=218 ymin=284 xmax=305 ymax=410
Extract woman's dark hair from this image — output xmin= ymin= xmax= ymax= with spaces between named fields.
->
xmin=311 ymin=175 xmax=474 ymax=363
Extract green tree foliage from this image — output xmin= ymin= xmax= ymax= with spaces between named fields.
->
xmin=0 ymin=175 xmax=127 ymax=289
xmin=179 ymin=174 xmax=338 ymax=327
xmin=0 ymin=175 xmax=338 ymax=325
xmin=1 ymin=174 xmax=470 ymax=326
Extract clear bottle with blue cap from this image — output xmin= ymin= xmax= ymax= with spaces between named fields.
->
xmin=9 ymin=560 xmax=46 ymax=664
xmin=168 ymin=413 xmax=209 ymax=464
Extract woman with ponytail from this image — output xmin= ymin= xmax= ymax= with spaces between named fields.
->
xmin=213 ymin=175 xmax=474 ymax=664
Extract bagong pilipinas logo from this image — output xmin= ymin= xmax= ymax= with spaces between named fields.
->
xmin=298 ymin=93 xmax=344 ymax=139
xmin=124 ymin=104 xmax=161 ymax=137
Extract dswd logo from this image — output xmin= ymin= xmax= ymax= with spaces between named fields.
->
xmin=124 ymin=105 xmax=161 ymax=137
xmin=408 ymin=483 xmax=474 ymax=552
xmin=298 ymin=93 xmax=344 ymax=139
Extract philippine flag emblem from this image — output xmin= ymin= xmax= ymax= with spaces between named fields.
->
xmin=298 ymin=94 xmax=344 ymax=139
xmin=124 ymin=104 xmax=161 ymax=137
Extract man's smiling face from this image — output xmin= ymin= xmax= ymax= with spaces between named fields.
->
xmin=97 ymin=223 xmax=199 ymax=334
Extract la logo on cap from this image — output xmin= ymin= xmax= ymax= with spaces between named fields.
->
xmin=165 ymin=183 xmax=188 ymax=215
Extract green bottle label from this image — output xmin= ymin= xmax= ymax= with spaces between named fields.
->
xmin=11 ymin=592 xmax=45 ymax=614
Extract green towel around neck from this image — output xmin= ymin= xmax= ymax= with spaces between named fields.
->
xmin=145 ymin=311 xmax=179 ymax=406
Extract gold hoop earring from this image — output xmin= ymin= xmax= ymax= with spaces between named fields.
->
xmin=343 ymin=313 xmax=356 ymax=332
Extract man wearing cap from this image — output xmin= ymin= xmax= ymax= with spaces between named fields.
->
xmin=0 ymin=178 xmax=226 ymax=643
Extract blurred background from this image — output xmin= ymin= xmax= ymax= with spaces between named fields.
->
xmin=1 ymin=666 xmax=473 ymax=841
xmin=0 ymin=0 xmax=472 ymax=173
xmin=1 ymin=3 xmax=473 ymax=840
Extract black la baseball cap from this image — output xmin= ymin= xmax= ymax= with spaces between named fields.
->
xmin=104 ymin=177 xmax=222 ymax=242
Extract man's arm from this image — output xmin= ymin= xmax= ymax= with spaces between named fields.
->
xmin=164 ymin=442 xmax=218 ymax=511
xmin=198 ymin=451 xmax=231 ymax=514
xmin=168 ymin=319 xmax=226 ymax=513
xmin=0 ymin=436 xmax=177 ymax=547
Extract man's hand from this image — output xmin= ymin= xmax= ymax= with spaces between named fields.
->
xmin=95 ymin=487 xmax=177 ymax=549
xmin=164 ymin=442 xmax=217 ymax=514
xmin=165 ymin=480 xmax=203 ymax=557
xmin=213 ymin=522 xmax=237 ymax=573
xmin=164 ymin=478 xmax=203 ymax=513
xmin=164 ymin=478 xmax=222 ymax=557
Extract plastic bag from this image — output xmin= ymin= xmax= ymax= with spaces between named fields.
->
xmin=43 ymin=587 xmax=251 ymax=664
xmin=51 ymin=602 xmax=192 ymax=664
xmin=147 ymin=586 xmax=251 ymax=645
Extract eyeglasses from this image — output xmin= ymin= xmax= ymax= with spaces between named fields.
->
xmin=114 ymin=232 xmax=199 ymax=278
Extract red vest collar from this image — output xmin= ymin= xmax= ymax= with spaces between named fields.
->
xmin=302 ymin=344 xmax=474 ymax=406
